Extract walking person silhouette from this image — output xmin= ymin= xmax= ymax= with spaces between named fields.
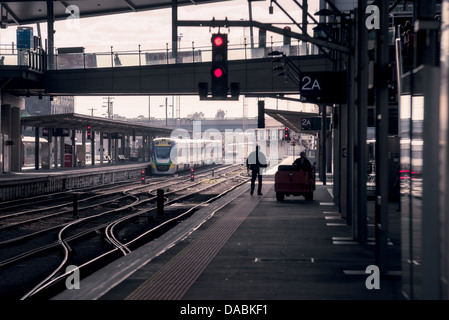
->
xmin=246 ymin=145 xmax=268 ymax=196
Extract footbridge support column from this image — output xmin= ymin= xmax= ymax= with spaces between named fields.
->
xmin=1 ymin=93 xmax=25 ymax=173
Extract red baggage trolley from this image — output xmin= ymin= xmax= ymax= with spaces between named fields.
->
xmin=274 ymin=165 xmax=316 ymax=201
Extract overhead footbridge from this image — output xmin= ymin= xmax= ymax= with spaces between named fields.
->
xmin=41 ymin=54 xmax=331 ymax=97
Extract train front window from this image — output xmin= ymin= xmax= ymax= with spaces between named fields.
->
xmin=155 ymin=146 xmax=171 ymax=159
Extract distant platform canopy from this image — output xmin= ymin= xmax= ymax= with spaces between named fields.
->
xmin=264 ymin=109 xmax=319 ymax=133
xmin=21 ymin=113 xmax=174 ymax=137
xmin=2 ymin=0 xmax=229 ymax=25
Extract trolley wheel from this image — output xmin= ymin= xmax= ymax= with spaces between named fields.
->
xmin=276 ymin=192 xmax=285 ymax=201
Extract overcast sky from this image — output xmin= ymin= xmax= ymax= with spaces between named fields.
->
xmin=0 ymin=0 xmax=320 ymax=119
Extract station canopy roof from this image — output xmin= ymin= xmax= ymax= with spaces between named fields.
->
xmin=21 ymin=113 xmax=174 ymax=137
xmin=264 ymin=109 xmax=319 ymax=133
xmin=2 ymin=0 xmax=229 ymax=25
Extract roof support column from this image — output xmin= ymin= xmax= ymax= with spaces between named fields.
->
xmin=375 ymin=0 xmax=390 ymax=272
xmin=302 ymin=0 xmax=308 ymax=34
xmin=0 ymin=92 xmax=2 ymax=174
xmin=53 ymin=136 xmax=58 ymax=168
xmin=333 ymin=104 xmax=340 ymax=209
xmin=439 ymin=0 xmax=449 ymax=300
xmin=71 ymin=129 xmax=76 ymax=167
xmin=320 ymin=104 xmax=327 ymax=185
xmin=1 ymin=105 xmax=11 ymax=173
xmin=60 ymin=134 xmax=64 ymax=168
xmin=114 ymin=137 xmax=119 ymax=163
xmin=10 ymin=106 xmax=21 ymax=172
xmin=108 ymin=133 xmax=112 ymax=162
xmin=132 ymin=131 xmax=136 ymax=159
xmin=125 ymin=134 xmax=130 ymax=158
xmin=248 ymin=0 xmax=254 ymax=50
xmin=356 ymin=0 xmax=368 ymax=245
xmin=346 ymin=19 xmax=355 ymax=228
xmin=46 ymin=0 xmax=55 ymax=70
xmin=417 ymin=0 xmax=440 ymax=299
xmin=42 ymin=130 xmax=51 ymax=169
xmin=100 ymin=132 xmax=104 ymax=165
xmin=81 ymin=129 xmax=86 ymax=166
xmin=91 ymin=130 xmax=95 ymax=166
xmin=172 ymin=0 xmax=178 ymax=63
xmin=142 ymin=135 xmax=147 ymax=162
xmin=35 ymin=127 xmax=40 ymax=170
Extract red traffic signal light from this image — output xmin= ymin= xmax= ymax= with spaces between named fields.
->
xmin=141 ymin=169 xmax=146 ymax=184
xmin=213 ymin=36 xmax=224 ymax=47
xmin=190 ymin=168 xmax=194 ymax=181
xmin=213 ymin=67 xmax=224 ymax=78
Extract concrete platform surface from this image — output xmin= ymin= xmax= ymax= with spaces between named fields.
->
xmin=56 ymin=179 xmax=402 ymax=301
xmin=50 ymin=155 xmax=402 ymax=302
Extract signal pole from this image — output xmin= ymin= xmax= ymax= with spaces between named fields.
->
xmin=102 ymin=96 xmax=114 ymax=119
xmin=172 ymin=0 xmax=178 ymax=63
xmin=87 ymin=108 xmax=97 ymax=117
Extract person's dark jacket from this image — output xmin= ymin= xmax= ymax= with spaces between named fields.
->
xmin=293 ymin=156 xmax=312 ymax=172
xmin=246 ymin=148 xmax=268 ymax=172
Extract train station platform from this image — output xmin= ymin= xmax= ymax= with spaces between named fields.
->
xmin=52 ymin=157 xmax=403 ymax=303
xmin=0 ymin=162 xmax=150 ymax=201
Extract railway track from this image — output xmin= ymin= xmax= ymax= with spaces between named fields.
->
xmin=0 ymin=164 xmax=249 ymax=300
xmin=0 ymin=164 xmax=231 ymax=235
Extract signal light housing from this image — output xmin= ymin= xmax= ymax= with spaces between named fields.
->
xmin=141 ymin=169 xmax=146 ymax=184
xmin=190 ymin=168 xmax=194 ymax=182
xmin=211 ymin=33 xmax=228 ymax=98
xmin=284 ymin=127 xmax=290 ymax=141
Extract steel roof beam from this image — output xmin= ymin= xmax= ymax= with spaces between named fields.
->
xmin=1 ymin=3 xmax=20 ymax=25
xmin=123 ymin=0 xmax=137 ymax=12
xmin=2 ymin=1 xmax=229 ymax=25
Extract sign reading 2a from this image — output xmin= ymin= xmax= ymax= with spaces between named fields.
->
xmin=301 ymin=117 xmax=312 ymax=130
xmin=301 ymin=75 xmax=322 ymax=92
xmin=299 ymin=71 xmax=347 ymax=104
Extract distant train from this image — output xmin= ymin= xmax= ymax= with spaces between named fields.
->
xmin=150 ymin=137 xmax=222 ymax=174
